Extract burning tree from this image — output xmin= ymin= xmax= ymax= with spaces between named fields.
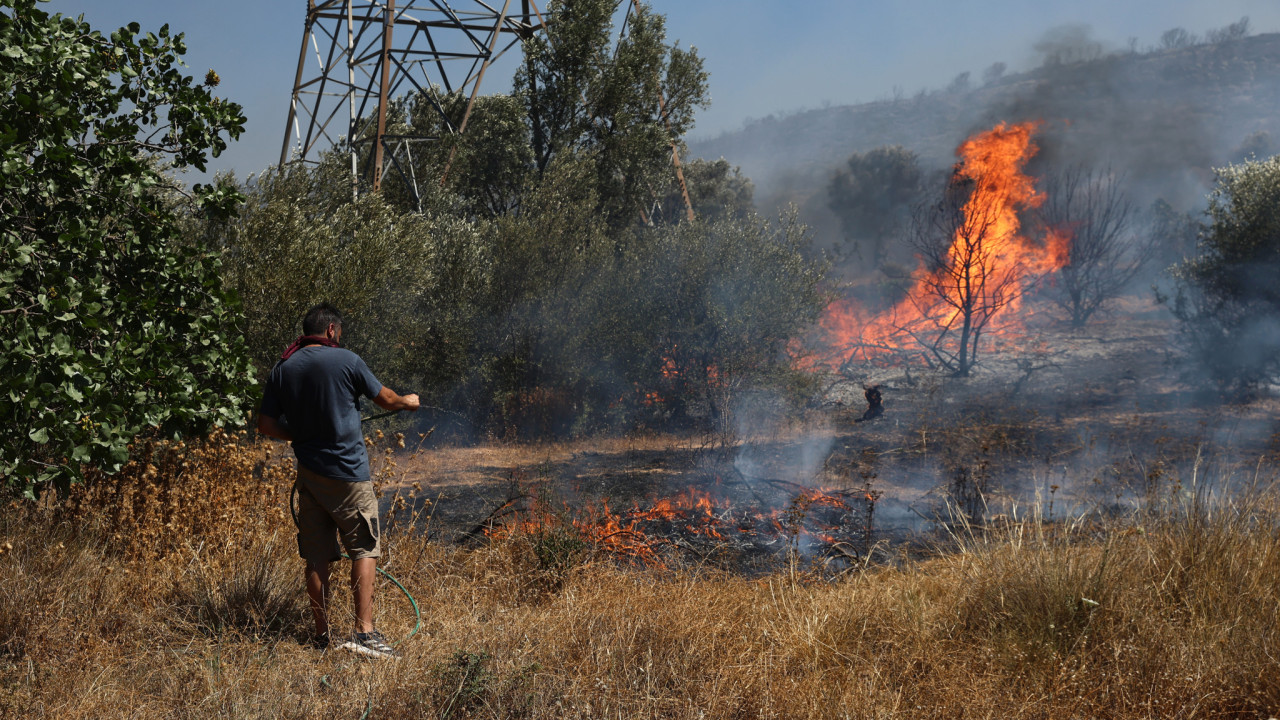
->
xmin=908 ymin=173 xmax=1029 ymax=376
xmin=1038 ymin=166 xmax=1154 ymax=327
xmin=809 ymin=123 xmax=1067 ymax=376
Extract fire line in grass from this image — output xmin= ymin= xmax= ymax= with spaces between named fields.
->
xmin=486 ymin=479 xmax=881 ymax=568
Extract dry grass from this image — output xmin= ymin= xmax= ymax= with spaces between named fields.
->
xmin=2 ymin=431 xmax=1279 ymax=718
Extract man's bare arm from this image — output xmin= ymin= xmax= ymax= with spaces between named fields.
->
xmin=372 ymin=386 xmax=421 ymax=412
xmin=257 ymin=413 xmax=292 ymax=442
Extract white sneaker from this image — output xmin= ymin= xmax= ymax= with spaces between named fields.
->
xmin=340 ymin=630 xmax=401 ymax=659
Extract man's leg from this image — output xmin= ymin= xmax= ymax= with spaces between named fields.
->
xmin=306 ymin=560 xmax=332 ymax=637
xmin=351 ymin=557 xmax=376 ymax=634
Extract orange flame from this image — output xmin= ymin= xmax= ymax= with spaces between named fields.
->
xmin=486 ymin=483 xmax=871 ymax=567
xmin=807 ymin=122 xmax=1068 ymax=369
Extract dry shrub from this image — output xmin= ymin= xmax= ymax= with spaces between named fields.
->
xmin=951 ymin=530 xmax=1115 ymax=670
xmin=170 ymin=532 xmax=305 ymax=639
xmin=60 ymin=428 xmax=296 ymax=562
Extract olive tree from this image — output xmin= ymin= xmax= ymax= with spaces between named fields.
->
xmin=827 ymin=145 xmax=923 ymax=269
xmin=214 ymin=155 xmax=489 ymax=400
xmin=514 ymin=0 xmax=709 ymax=229
xmin=0 ymin=0 xmax=252 ymax=495
xmin=1167 ymin=156 xmax=1280 ymax=395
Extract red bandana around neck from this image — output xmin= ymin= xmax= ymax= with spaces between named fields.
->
xmin=280 ymin=335 xmax=340 ymax=361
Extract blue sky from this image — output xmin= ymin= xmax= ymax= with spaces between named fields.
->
xmin=46 ymin=0 xmax=1280 ymax=182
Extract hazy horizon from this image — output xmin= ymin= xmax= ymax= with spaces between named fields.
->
xmin=43 ymin=0 xmax=1280 ymax=182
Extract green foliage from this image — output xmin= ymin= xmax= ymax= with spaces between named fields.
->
xmin=215 ymin=157 xmax=489 ymax=398
xmin=198 ymin=0 xmax=821 ymax=438
xmin=1167 ymin=156 xmax=1280 ymax=394
xmin=1148 ymin=198 xmax=1202 ymax=270
xmin=413 ymin=92 xmax=533 ymax=218
xmin=453 ymin=152 xmax=823 ymax=433
xmin=217 ymin=147 xmax=824 ymax=436
xmin=650 ymin=157 xmax=755 ymax=226
xmin=547 ymin=206 xmax=827 ymax=429
xmin=826 ymin=145 xmax=924 ymax=269
xmin=0 ymin=0 xmax=252 ymax=495
xmin=515 ymin=0 xmax=709 ymax=229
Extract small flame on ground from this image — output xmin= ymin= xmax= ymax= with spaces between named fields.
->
xmin=487 ymin=484 xmax=874 ymax=567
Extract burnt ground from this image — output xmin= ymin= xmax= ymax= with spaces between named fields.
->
xmin=374 ymin=297 xmax=1280 ymax=572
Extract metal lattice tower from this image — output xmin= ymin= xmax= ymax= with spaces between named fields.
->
xmin=280 ymin=1 xmax=546 ymax=206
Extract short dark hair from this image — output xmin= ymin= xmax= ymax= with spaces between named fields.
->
xmin=302 ymin=303 xmax=343 ymax=336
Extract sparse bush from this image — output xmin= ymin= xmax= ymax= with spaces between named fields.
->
xmin=1206 ymin=16 xmax=1251 ymax=45
xmin=1147 ymin=198 xmax=1202 ymax=270
xmin=174 ymin=534 xmax=303 ymax=638
xmin=1160 ymin=27 xmax=1196 ymax=51
xmin=1038 ymin=166 xmax=1156 ymax=326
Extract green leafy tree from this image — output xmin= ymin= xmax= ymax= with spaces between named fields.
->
xmin=1166 ymin=156 xmax=1280 ymax=395
xmin=460 ymin=152 xmax=610 ymax=428
xmin=650 ymin=157 xmax=755 ymax=226
xmin=580 ymin=209 xmax=826 ymax=428
xmin=0 ymin=0 xmax=252 ymax=495
xmin=214 ymin=155 xmax=489 ymax=401
xmin=515 ymin=0 xmax=709 ymax=228
xmin=409 ymin=92 xmax=533 ymax=218
xmin=827 ymin=145 xmax=924 ymax=269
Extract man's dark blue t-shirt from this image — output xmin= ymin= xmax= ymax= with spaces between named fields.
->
xmin=260 ymin=346 xmax=383 ymax=482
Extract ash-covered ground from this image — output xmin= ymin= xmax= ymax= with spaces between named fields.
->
xmin=379 ymin=296 xmax=1280 ymax=573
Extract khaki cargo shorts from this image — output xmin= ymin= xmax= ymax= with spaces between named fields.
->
xmin=295 ymin=464 xmax=381 ymax=564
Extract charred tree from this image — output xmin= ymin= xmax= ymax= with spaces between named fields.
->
xmin=854 ymin=384 xmax=883 ymax=422
xmin=1038 ymin=167 xmax=1155 ymax=327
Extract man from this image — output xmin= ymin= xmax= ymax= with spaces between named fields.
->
xmin=257 ymin=303 xmax=419 ymax=659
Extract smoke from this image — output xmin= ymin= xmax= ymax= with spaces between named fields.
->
xmin=982 ymin=25 xmax=1217 ymax=212
xmin=730 ymin=390 xmax=833 ymax=485
xmin=1031 ymin=24 xmax=1106 ymax=67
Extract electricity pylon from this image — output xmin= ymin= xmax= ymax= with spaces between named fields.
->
xmin=280 ymin=0 xmax=546 ymax=207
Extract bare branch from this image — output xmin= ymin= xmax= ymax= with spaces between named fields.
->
xmin=1038 ymin=166 xmax=1153 ymax=326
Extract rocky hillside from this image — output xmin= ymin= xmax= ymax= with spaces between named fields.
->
xmin=689 ymin=33 xmax=1280 ymax=243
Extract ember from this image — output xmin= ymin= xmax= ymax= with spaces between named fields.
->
xmin=487 ymin=480 xmax=879 ymax=569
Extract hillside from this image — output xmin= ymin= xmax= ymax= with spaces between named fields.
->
xmin=689 ymin=33 xmax=1280 ymax=243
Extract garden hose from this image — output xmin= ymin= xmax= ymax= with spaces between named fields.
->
xmin=288 ymin=482 xmax=422 ymax=647
xmin=292 ymin=481 xmax=418 ymax=720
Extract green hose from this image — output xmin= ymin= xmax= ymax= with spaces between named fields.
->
xmin=289 ymin=482 xmax=421 ymax=647
xmin=284 ymin=409 xmax=421 ymax=718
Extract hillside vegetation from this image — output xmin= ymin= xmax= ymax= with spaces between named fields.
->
xmin=692 ymin=30 xmax=1280 ymax=233
xmin=6 ymin=4 xmax=1280 ymax=717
